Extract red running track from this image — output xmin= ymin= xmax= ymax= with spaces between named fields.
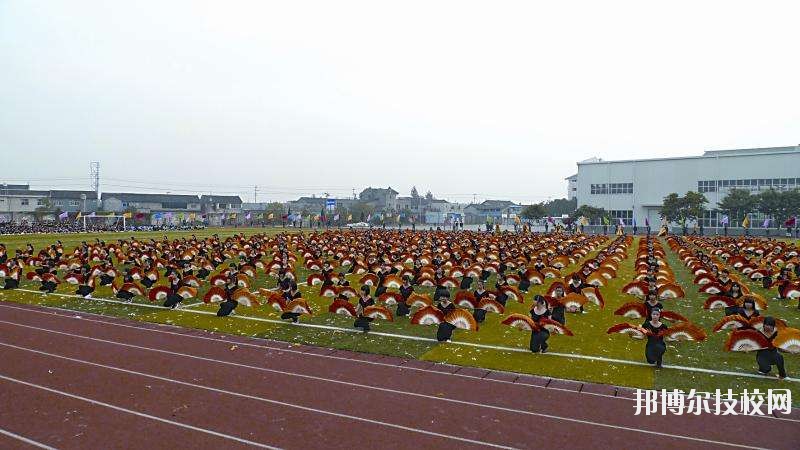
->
xmin=0 ymin=301 xmax=797 ymax=450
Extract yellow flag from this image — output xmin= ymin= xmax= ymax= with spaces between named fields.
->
xmin=268 ymin=212 xmax=274 ymax=219
xmin=742 ymin=216 xmax=750 ymax=228
xmin=122 ymin=212 xmax=132 ymax=219
xmin=75 ymin=212 xmax=82 ymax=220
xmin=347 ymin=214 xmax=352 ymax=221
xmin=189 ymin=213 xmax=196 ymax=221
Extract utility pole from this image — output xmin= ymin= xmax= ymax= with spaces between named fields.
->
xmin=254 ymin=185 xmax=259 ymax=203
xmin=90 ymin=161 xmax=100 ymax=200
xmin=473 ymin=193 xmax=477 ymax=204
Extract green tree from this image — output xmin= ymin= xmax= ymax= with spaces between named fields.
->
xmin=349 ymin=201 xmax=375 ymax=222
xmin=660 ymin=191 xmax=707 ymax=223
xmin=757 ymin=189 xmax=786 ymax=224
xmin=544 ymin=198 xmax=577 ymax=216
xmin=660 ymin=193 xmax=683 ymax=223
xmin=682 ymin=191 xmax=708 ymax=221
xmin=717 ymin=189 xmax=758 ymax=224
xmin=570 ymin=205 xmax=606 ymax=224
xmin=520 ymin=203 xmax=548 ymax=220
xmin=410 ymin=186 xmax=420 ymax=199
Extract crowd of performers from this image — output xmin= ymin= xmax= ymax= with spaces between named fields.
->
xmin=1 ymin=228 xmax=797 ymax=379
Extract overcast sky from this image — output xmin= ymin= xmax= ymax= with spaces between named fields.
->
xmin=1 ymin=1 xmax=798 ymax=204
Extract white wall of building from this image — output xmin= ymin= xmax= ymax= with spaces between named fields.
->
xmin=574 ymin=146 xmax=800 ymax=226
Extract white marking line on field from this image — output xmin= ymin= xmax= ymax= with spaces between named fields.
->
xmin=0 ymin=343 xmax=516 ymax=450
xmin=181 ymin=302 xmax=204 ymax=308
xmin=10 ymin=289 xmax=799 ymax=384
xmin=0 ymin=427 xmax=58 ymax=450
xmin=0 ymin=374 xmax=280 ymax=450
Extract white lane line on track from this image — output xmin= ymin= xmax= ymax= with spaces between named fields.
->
xmin=0 ymin=342 xmax=516 ymax=450
xmin=0 ymin=330 xmax=778 ymax=449
xmin=3 ymin=303 xmax=798 ymax=427
xmin=0 ymin=374 xmax=281 ymax=450
xmin=0 ymin=301 xmax=635 ymax=401
xmin=9 ymin=289 xmax=800 ymax=384
xmin=0 ymin=427 xmax=58 ymax=450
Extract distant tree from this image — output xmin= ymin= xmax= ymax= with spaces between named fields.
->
xmin=660 ymin=192 xmax=707 ymax=223
xmin=425 ymin=191 xmax=434 ymax=201
xmin=350 ymin=201 xmax=375 ymax=222
xmin=717 ymin=189 xmax=758 ymax=224
xmin=410 ymin=186 xmax=420 ymax=199
xmin=544 ymin=198 xmax=577 ymax=217
xmin=520 ymin=203 xmax=548 ymax=220
xmin=757 ymin=189 xmax=785 ymax=224
xmin=682 ymin=191 xmax=708 ymax=222
xmin=660 ymin=193 xmax=682 ymax=223
xmin=570 ymin=205 xmax=606 ymax=223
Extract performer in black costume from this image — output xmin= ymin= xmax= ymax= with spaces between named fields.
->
xmin=756 ymin=317 xmax=787 ymax=379
xmin=353 ymin=285 xmax=375 ymax=332
xmin=529 ymin=295 xmax=551 ymax=353
xmin=642 ymin=308 xmax=668 ymax=368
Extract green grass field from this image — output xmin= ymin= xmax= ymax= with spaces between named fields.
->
xmin=2 ymin=228 xmax=798 ymax=405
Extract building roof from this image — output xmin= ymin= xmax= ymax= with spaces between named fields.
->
xmin=200 ymin=195 xmax=243 ymax=204
xmin=49 ymin=190 xmax=97 ymax=199
xmin=102 ymin=192 xmax=200 ymax=203
xmin=565 ymin=174 xmax=577 ymax=181
xmin=361 ymin=187 xmax=399 ymax=195
xmin=0 ymin=184 xmax=30 ymax=191
xmin=578 ymin=145 xmax=800 ymax=166
xmin=479 ymin=200 xmax=516 ymax=209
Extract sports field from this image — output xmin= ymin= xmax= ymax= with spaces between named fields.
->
xmin=1 ymin=228 xmax=799 ymax=408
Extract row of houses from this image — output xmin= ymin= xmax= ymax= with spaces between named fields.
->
xmin=0 ymin=184 xmax=525 ymax=225
xmin=0 ymin=185 xmax=244 ymax=225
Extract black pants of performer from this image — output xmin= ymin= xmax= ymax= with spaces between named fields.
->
xmin=757 ymin=348 xmax=787 ymax=378
xmin=375 ymin=286 xmax=387 ymax=297
xmin=472 ymin=309 xmax=487 ymax=323
xmin=395 ymin=302 xmax=410 ymax=317
xmin=724 ymin=306 xmax=740 ymax=316
xmin=551 ymin=307 xmax=566 ymax=325
xmin=530 ymin=329 xmax=550 ymax=353
xmin=163 ymin=294 xmax=183 ymax=309
xmin=141 ymin=278 xmax=154 ymax=288
xmin=4 ymin=278 xmax=19 ymax=290
xmin=76 ymin=285 xmax=93 ymax=297
xmin=353 ymin=315 xmax=373 ymax=332
xmin=39 ymin=281 xmax=57 ymax=293
xmin=281 ymin=312 xmax=302 ymax=322
xmin=99 ymin=275 xmax=114 ymax=286
xmin=518 ymin=280 xmax=530 ymax=293
xmin=437 ymin=322 xmax=457 ymax=342
xmin=645 ymin=340 xmax=666 ymax=366
xmin=116 ymin=291 xmax=134 ymax=301
xmin=217 ymin=300 xmax=237 ymax=317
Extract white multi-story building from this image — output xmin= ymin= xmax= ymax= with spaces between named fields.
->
xmin=571 ymin=145 xmax=800 ymax=227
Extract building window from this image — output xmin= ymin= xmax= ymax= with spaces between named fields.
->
xmin=36 ymin=199 xmax=45 ymax=206
xmin=590 ymin=184 xmax=607 ymax=194
xmin=69 ymin=200 xmax=79 ymax=206
xmin=21 ymin=199 xmax=29 ymax=206
xmin=54 ymin=200 xmax=64 ymax=206
xmin=609 ymin=210 xmax=633 ymax=225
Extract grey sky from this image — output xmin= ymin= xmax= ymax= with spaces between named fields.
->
xmin=2 ymin=1 xmax=798 ymax=204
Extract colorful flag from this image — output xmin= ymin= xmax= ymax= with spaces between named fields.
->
xmin=189 ymin=213 xmax=196 ymax=221
xmin=75 ymin=211 xmax=82 ymax=220
xmin=135 ymin=212 xmax=145 ymax=220
xmin=367 ymin=214 xmax=372 ymax=221
xmin=229 ymin=212 xmax=237 ymax=220
xmin=720 ymin=215 xmax=729 ymax=225
xmin=153 ymin=212 xmax=162 ymax=220
xmin=122 ymin=212 xmax=132 ymax=219
xmin=602 ymin=216 xmax=609 ymax=226
xmin=347 ymin=214 xmax=352 ymax=221
xmin=333 ymin=214 xmax=339 ymax=221
xmin=742 ymin=215 xmax=750 ymax=228
xmin=245 ymin=212 xmax=252 ymax=220
xmin=632 ymin=217 xmax=637 ymax=227
xmin=58 ymin=211 xmax=69 ymax=220
xmin=268 ymin=212 xmax=274 ymax=220
xmin=785 ymin=216 xmax=796 ymax=228
xmin=762 ymin=218 xmax=770 ymax=228
xmin=618 ymin=218 xmax=625 ymax=226
xmin=645 ymin=217 xmax=650 ymax=227
xmin=88 ymin=212 xmax=96 ymax=218
xmin=547 ymin=216 xmax=554 ymax=224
